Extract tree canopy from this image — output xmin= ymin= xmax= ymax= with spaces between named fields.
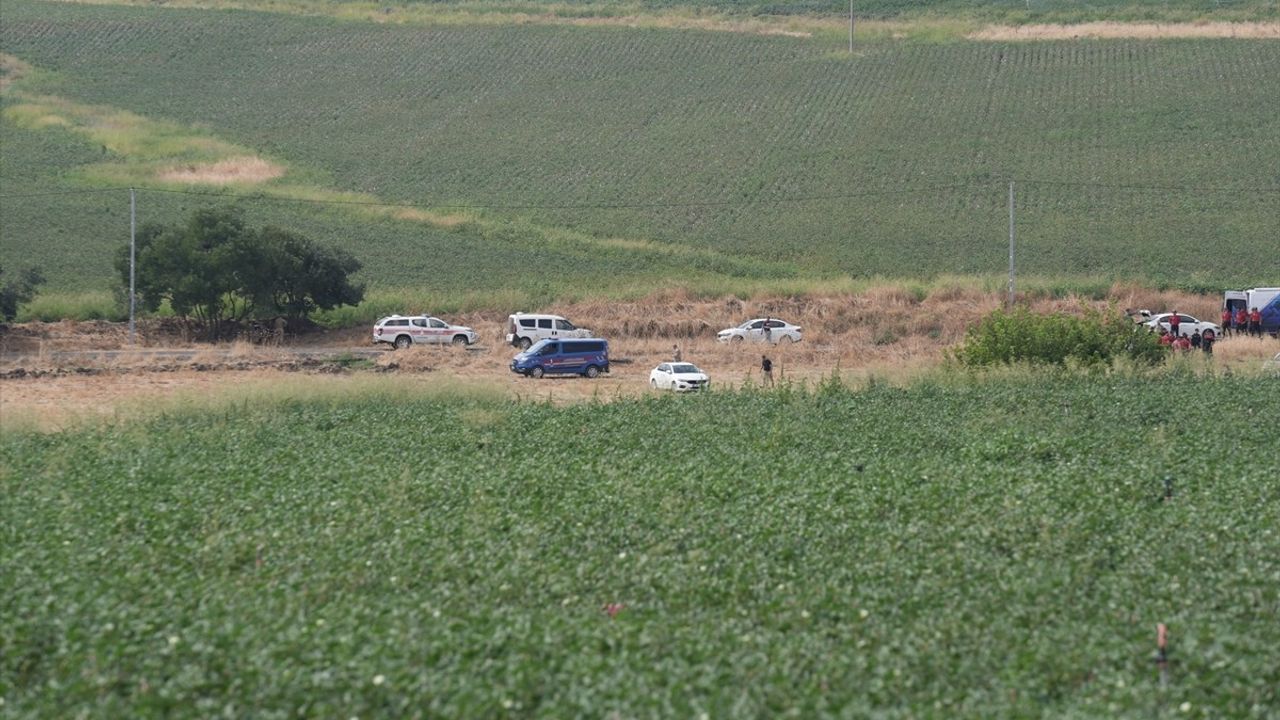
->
xmin=0 ymin=265 xmax=47 ymax=322
xmin=117 ymin=208 xmax=363 ymax=336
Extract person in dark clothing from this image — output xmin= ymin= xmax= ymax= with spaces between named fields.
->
xmin=1190 ymin=330 xmax=1202 ymax=349
xmin=761 ymin=355 xmax=774 ymax=387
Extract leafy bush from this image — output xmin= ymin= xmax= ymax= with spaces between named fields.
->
xmin=954 ymin=306 xmax=1165 ymax=367
xmin=0 ymin=264 xmax=45 ymax=321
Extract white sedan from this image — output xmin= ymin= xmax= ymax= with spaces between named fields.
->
xmin=650 ymin=362 xmax=710 ymax=392
xmin=1138 ymin=312 xmax=1221 ymax=339
xmin=717 ymin=318 xmax=803 ymax=345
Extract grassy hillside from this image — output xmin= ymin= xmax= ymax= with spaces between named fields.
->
xmin=2 ymin=0 xmax=1278 ymax=316
xmin=3 ymin=374 xmax=1278 ymax=715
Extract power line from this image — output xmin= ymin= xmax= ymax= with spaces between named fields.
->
xmin=129 ymin=183 xmax=980 ymax=210
xmin=1017 ymin=178 xmax=1280 ymax=194
xmin=1 ymin=178 xmax=1277 ymax=208
xmin=0 ymin=187 xmax=136 ymax=199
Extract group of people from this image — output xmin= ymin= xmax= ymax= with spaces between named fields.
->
xmin=1158 ymin=326 xmax=1214 ymax=354
xmin=1221 ymin=306 xmax=1266 ymax=337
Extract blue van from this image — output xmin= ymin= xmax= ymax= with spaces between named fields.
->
xmin=510 ymin=338 xmax=609 ymax=378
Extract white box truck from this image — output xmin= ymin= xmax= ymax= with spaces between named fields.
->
xmin=1223 ymin=287 xmax=1280 ymax=336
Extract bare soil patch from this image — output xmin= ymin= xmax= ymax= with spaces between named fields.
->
xmin=2 ymin=286 xmax=1253 ymax=430
xmin=970 ymin=22 xmax=1280 ymax=41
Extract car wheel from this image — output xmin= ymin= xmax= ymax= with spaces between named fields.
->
xmin=393 ymin=335 xmax=412 ymax=350
xmin=671 ymin=381 xmax=678 ymax=391
xmin=518 ymin=337 xmax=533 ymax=350
xmin=731 ymin=335 xmax=745 ymax=344
xmin=650 ymin=378 xmax=658 ymax=388
xmin=452 ymin=335 xmax=469 ymax=347
xmin=530 ymin=366 xmax=544 ymax=379
xmin=584 ymin=365 xmax=601 ymax=379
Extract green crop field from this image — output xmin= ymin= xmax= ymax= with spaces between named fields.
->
xmin=3 ymin=373 xmax=1278 ymax=716
xmin=1 ymin=0 xmax=1278 ymax=319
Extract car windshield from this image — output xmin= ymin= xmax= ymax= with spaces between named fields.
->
xmin=524 ymin=340 xmax=551 ymax=355
xmin=671 ymin=364 xmax=701 ymax=374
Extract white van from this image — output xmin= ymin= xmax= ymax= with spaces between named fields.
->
xmin=505 ymin=313 xmax=591 ymax=349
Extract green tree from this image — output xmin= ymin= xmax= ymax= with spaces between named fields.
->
xmin=117 ymin=208 xmax=364 ymax=339
xmin=0 ymin=265 xmax=47 ymax=322
xmin=253 ymin=227 xmax=364 ymax=323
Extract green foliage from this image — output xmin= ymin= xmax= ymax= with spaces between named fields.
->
xmin=0 ymin=263 xmax=46 ymax=321
xmin=2 ymin=375 xmax=1278 ymax=715
xmin=115 ymin=207 xmax=364 ymax=335
xmin=954 ymin=306 xmax=1166 ymax=367
xmin=3 ymin=0 xmax=1280 ymax=305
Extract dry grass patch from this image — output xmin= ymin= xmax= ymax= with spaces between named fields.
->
xmin=157 ymin=156 xmax=285 ymax=185
xmin=970 ymin=22 xmax=1280 ymax=41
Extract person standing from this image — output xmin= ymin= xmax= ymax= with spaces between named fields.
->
xmin=761 ymin=354 xmax=774 ymax=387
xmin=763 ymin=317 xmax=772 ymax=344
xmin=672 ymin=344 xmax=682 ymax=362
xmin=1190 ymin=329 xmax=1202 ymax=350
xmin=1221 ymin=307 xmax=1233 ymax=337
xmin=1167 ymin=311 xmax=1181 ymax=340
xmin=1235 ymin=306 xmax=1248 ymax=336
xmin=1201 ymin=327 xmax=1215 ymax=355
xmin=1250 ymin=307 xmax=1263 ymax=337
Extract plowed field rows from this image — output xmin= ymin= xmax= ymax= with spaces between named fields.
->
xmin=2 ymin=0 xmax=1278 ymax=304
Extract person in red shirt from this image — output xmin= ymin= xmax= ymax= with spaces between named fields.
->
xmin=1250 ymin=307 xmax=1263 ymax=337
xmin=1167 ymin=311 xmax=1181 ymax=339
xmin=1173 ymin=334 xmax=1192 ymax=351
xmin=1221 ymin=307 xmax=1233 ymax=337
xmin=1158 ymin=329 xmax=1174 ymax=347
xmin=1235 ymin=307 xmax=1248 ymax=334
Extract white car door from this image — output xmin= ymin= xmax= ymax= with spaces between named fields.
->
xmin=654 ymin=364 xmax=670 ymax=386
xmin=427 ymin=317 xmax=449 ymax=343
xmin=747 ymin=320 xmax=766 ymax=342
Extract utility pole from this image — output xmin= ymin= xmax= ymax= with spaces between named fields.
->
xmin=1007 ymin=181 xmax=1016 ymax=307
xmin=129 ymin=187 xmax=136 ymax=345
xmin=849 ymin=0 xmax=854 ymax=53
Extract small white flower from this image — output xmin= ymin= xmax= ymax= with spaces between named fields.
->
xmin=617 ymin=551 xmax=627 ymax=559
xmin=859 ymin=609 xmax=870 ymax=619
xmin=372 ymin=675 xmax=385 ymax=686
xmin=800 ymin=610 xmax=811 ymax=619
xmin=167 ymin=635 xmax=179 ymax=646
xmin=502 ymin=699 xmax=514 ymax=709
xmin=432 ymin=609 xmax=441 ymax=618
xmin=1179 ymin=702 xmax=1191 ymax=713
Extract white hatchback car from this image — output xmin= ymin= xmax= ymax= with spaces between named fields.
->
xmin=650 ymin=362 xmax=710 ymax=392
xmin=373 ymin=315 xmax=479 ymax=349
xmin=717 ymin=318 xmax=802 ymax=345
xmin=1138 ymin=312 xmax=1221 ymax=338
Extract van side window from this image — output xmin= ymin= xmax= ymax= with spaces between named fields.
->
xmin=538 ymin=318 xmax=553 ymax=329
xmin=389 ymin=319 xmax=409 ymax=327
xmin=519 ymin=319 xmax=536 ymax=328
xmin=429 ymin=318 xmax=447 ymax=328
xmin=555 ymin=319 xmax=574 ymax=330
xmin=412 ymin=318 xmax=429 ymax=327
xmin=538 ymin=343 xmax=558 ymax=356
xmin=750 ymin=320 xmax=764 ymax=329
